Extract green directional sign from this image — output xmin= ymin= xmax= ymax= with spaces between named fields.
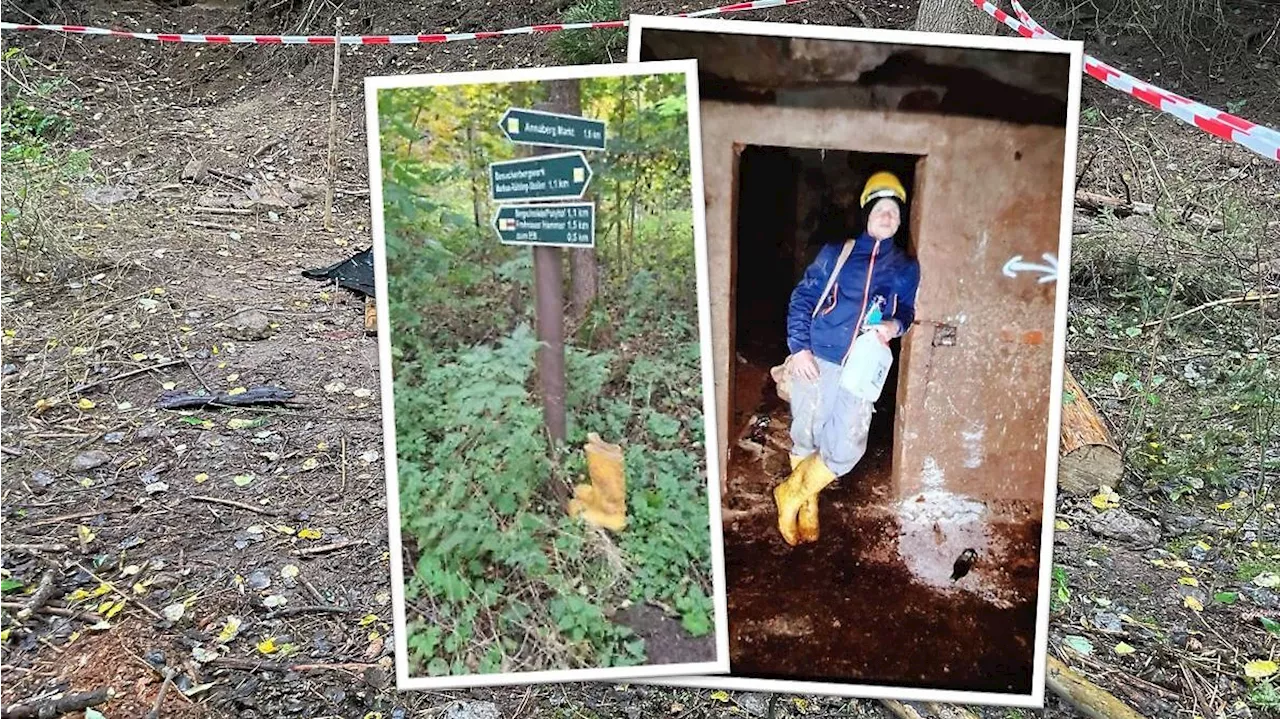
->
xmin=493 ymin=202 xmax=594 ymax=248
xmin=489 ymin=152 xmax=592 ymax=203
xmin=499 ymin=107 xmax=606 ymax=151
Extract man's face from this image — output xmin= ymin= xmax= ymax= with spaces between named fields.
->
xmin=866 ymin=198 xmax=901 ymax=240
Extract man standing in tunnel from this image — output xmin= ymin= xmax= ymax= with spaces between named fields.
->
xmin=774 ymin=171 xmax=921 ymax=547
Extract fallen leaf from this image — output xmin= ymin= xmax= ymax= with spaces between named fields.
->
xmin=84 ymin=709 xmax=106 ymax=719
xmin=1092 ymin=486 xmax=1120 ymax=510
xmin=228 ymin=418 xmax=266 ymax=430
xmin=104 ymin=601 xmax=125 ymax=620
xmin=145 ymin=481 xmax=169 ymax=494
xmin=359 ymin=613 xmax=379 ymax=627
xmin=300 ymin=457 xmax=319 ymax=471
xmin=121 ymin=565 xmax=142 ymax=577
xmin=1063 ymin=635 xmax=1094 ymax=655
xmin=263 ymin=595 xmax=287 ymax=608
xmin=1113 ymin=642 xmax=1136 ymax=656
xmin=194 ymin=473 xmax=209 ymax=484
xmin=162 ymin=381 xmax=177 ymax=390
xmin=275 ymin=526 xmax=296 ymax=536
xmin=192 ymin=646 xmax=219 ymax=663
xmin=710 ymin=690 xmax=730 ymax=702
xmin=353 ymin=388 xmax=373 ymax=398
xmin=217 ymin=616 xmax=242 ymax=643
xmin=226 ymin=373 xmax=240 ymax=383
xmin=1215 ymin=592 xmax=1238 ymax=604
xmin=281 ymin=565 xmax=300 ymax=579
xmin=77 ymin=525 xmax=96 ymax=545
xmin=1179 ymin=577 xmax=1199 ymax=587
xmin=1245 ymin=659 xmax=1278 ymax=679
xmin=297 ymin=528 xmax=323 ymax=540
xmin=256 ymin=637 xmax=278 ymax=654
xmin=232 ymin=474 xmax=255 ymax=487
xmin=77 ymin=398 xmax=95 ymax=410
xmin=1261 ymin=617 xmax=1280 ymax=637
xmin=1184 ymin=595 xmax=1204 ymax=612
xmin=324 ymin=381 xmax=346 ymax=393
xmin=1054 ymin=519 xmax=1070 ymax=531
xmin=163 ymin=603 xmax=186 ymax=622
xmin=1253 ymin=572 xmax=1280 ymax=588
xmin=227 ymin=387 xmax=247 ymax=396
xmin=183 ymin=682 xmax=217 ymax=697
xmin=1217 ymin=501 xmax=1233 ymax=510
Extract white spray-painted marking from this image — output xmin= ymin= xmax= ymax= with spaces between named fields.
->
xmin=922 ymin=456 xmax=944 ymax=489
xmin=1001 ymin=252 xmax=1058 ymax=283
xmin=962 ymin=426 xmax=985 ymax=468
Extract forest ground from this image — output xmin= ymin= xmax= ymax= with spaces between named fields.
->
xmin=1 ymin=0 xmax=1277 ymax=717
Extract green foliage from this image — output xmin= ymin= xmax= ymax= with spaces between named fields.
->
xmin=380 ymin=72 xmax=710 ymax=675
xmin=554 ymin=0 xmax=626 ymax=65
xmin=1 ymin=48 xmax=93 ymax=272
xmin=1051 ymin=565 xmax=1070 ymax=611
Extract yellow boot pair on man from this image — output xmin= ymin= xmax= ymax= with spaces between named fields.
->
xmin=773 ymin=453 xmax=838 ymax=546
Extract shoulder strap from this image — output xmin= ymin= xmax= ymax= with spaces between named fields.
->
xmin=811 ymin=237 xmax=856 ymax=319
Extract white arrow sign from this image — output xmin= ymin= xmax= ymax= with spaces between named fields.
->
xmin=1002 ymin=253 xmax=1058 ymax=284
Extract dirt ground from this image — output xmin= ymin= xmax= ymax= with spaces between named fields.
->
xmin=2 ymin=0 xmax=1278 ymax=718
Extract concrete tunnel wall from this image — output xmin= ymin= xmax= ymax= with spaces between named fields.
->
xmin=699 ymin=100 xmax=1066 ymax=511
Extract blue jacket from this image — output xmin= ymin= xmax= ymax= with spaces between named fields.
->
xmin=786 ymin=232 xmax=920 ymax=366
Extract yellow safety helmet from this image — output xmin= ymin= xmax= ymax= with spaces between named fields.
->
xmin=859 ymin=171 xmax=907 ymax=208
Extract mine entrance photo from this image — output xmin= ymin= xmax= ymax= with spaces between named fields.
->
xmin=637 ymin=19 xmax=1079 ymax=699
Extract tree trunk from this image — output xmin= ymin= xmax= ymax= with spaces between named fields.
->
xmin=615 ymin=77 xmax=629 ymax=286
xmin=555 ymin=79 xmax=599 ymax=322
xmin=1058 ymin=367 xmax=1123 ymax=495
xmin=913 ymin=0 xmax=992 ymax=35
xmin=466 ymin=121 xmax=481 ymax=234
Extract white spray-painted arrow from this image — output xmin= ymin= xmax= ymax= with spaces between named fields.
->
xmin=1002 ymin=253 xmax=1058 ymax=283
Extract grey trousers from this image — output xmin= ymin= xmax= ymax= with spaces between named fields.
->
xmin=789 ymin=356 xmax=875 ymax=477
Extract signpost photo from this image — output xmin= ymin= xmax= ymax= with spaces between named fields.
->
xmin=364 ymin=61 xmax=726 ymax=691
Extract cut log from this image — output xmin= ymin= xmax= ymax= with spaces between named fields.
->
xmin=1047 ymin=654 xmax=1149 ymax=719
xmin=1058 ymin=367 xmax=1123 ymax=495
xmin=1074 ymin=190 xmax=1223 ymax=231
xmin=364 ymin=296 xmax=377 ymax=336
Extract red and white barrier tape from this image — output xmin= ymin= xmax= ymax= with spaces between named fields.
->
xmin=975 ymin=0 xmax=1279 ymax=162
xmin=3 ymin=0 xmax=1273 ymax=161
xmin=0 ymin=0 xmax=803 ymax=45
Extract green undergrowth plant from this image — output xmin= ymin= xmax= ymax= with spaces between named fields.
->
xmin=2 ymin=48 xmax=93 ymax=280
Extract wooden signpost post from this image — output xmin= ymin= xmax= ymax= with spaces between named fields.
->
xmin=491 ymin=86 xmax=606 ymax=444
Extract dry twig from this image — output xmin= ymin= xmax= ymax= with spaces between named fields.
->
xmin=190 ymin=494 xmax=284 ymax=516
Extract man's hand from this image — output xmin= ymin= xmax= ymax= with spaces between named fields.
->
xmin=872 ymin=320 xmax=902 ymax=344
xmin=790 ymin=349 xmax=820 ymax=381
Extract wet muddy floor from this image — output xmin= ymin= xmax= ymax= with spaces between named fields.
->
xmin=722 ymin=359 xmax=1040 ymax=695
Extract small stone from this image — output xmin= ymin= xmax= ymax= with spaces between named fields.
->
xmin=1242 ymin=587 xmax=1279 ymax=610
xmin=103 ymin=432 xmax=126 ymax=444
xmin=1087 ymin=508 xmax=1160 ymax=548
xmin=2 ymin=363 xmax=17 ymax=376
xmin=31 ymin=469 xmax=56 ymax=488
xmin=443 ymin=701 xmax=500 ymax=719
xmin=145 ymin=648 xmax=167 ymax=667
xmin=737 ymin=693 xmax=771 ymax=717
xmin=1093 ymin=611 xmax=1122 ymax=632
xmin=181 ymin=158 xmax=209 ymax=183
xmin=135 ymin=424 xmax=163 ymax=441
xmin=70 ymin=450 xmax=111 ymax=472
xmin=226 ymin=310 xmax=274 ymax=341
xmin=245 ymin=569 xmax=271 ymax=591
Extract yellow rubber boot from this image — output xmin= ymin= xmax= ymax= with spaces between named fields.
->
xmin=568 ymin=433 xmax=627 ymax=532
xmin=774 ymin=454 xmax=837 ymax=546
xmin=788 ymin=455 xmax=820 ymax=544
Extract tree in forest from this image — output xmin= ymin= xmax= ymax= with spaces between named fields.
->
xmin=552 ymin=0 xmax=620 ymax=320
xmin=913 ymin=0 xmax=993 ymax=35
